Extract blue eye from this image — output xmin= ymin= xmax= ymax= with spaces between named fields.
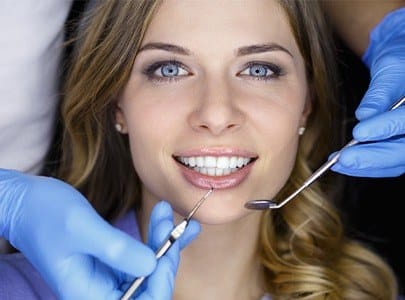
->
xmin=161 ymin=63 xmax=177 ymax=76
xmin=249 ymin=65 xmax=268 ymax=76
xmin=239 ymin=62 xmax=282 ymax=80
xmin=143 ymin=60 xmax=190 ymax=82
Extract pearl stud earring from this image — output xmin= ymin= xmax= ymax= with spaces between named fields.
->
xmin=298 ymin=126 xmax=306 ymax=136
xmin=115 ymin=123 xmax=123 ymax=132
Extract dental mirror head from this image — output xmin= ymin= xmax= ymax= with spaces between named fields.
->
xmin=244 ymin=199 xmax=279 ymax=210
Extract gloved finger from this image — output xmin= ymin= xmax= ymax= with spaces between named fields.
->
xmin=356 ymin=60 xmax=405 ymax=120
xmin=118 ymin=204 xmax=200 ymax=300
xmin=137 ymin=256 xmax=176 ymax=300
xmin=147 ymin=217 xmax=200 ymax=284
xmin=148 ymin=202 xmax=201 ymax=250
xmin=332 ymin=164 xmax=404 ymax=178
xmin=146 ymin=202 xmax=201 ymax=283
xmin=353 ymin=106 xmax=405 ymax=142
xmin=145 ymin=216 xmax=199 ymax=299
xmin=176 ymin=219 xmax=200 ymax=249
xmin=66 ymin=207 xmax=156 ymax=277
xmin=331 ymin=138 xmax=405 ymax=177
xmin=148 ymin=201 xmax=174 ymax=250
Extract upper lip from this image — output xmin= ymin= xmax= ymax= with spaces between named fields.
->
xmin=172 ymin=146 xmax=258 ymax=158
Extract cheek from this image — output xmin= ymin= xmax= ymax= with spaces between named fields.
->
xmin=130 ymin=124 xmax=155 ymax=174
xmin=248 ymin=101 xmax=302 ymax=197
xmin=122 ymin=97 xmax=186 ymax=200
xmin=123 ymin=104 xmax=168 ymax=188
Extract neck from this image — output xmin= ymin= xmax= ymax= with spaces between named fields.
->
xmin=174 ymin=213 xmax=265 ymax=300
xmin=137 ymin=193 xmax=267 ymax=300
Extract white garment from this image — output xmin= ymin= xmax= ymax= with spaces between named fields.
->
xmin=0 ymin=0 xmax=73 ymax=174
xmin=0 ymin=0 xmax=73 ymax=254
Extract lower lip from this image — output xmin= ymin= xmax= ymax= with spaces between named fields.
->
xmin=175 ymin=160 xmax=255 ymax=189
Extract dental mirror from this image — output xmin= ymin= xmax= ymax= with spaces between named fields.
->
xmin=245 ymin=95 xmax=405 ymax=210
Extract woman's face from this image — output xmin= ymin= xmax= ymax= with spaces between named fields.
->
xmin=116 ymin=0 xmax=310 ymax=224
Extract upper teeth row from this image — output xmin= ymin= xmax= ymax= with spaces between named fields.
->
xmin=178 ymin=156 xmax=251 ymax=169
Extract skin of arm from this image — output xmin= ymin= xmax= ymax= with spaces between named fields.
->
xmin=321 ymin=0 xmax=405 ymax=56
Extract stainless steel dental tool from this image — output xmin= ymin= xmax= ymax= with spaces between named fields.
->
xmin=120 ymin=188 xmax=214 ymax=300
xmin=245 ymin=95 xmax=405 ymax=210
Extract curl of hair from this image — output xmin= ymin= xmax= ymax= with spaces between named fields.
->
xmin=258 ymin=1 xmax=398 ymax=299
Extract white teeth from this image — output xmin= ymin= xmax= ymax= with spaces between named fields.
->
xmin=196 ymin=156 xmax=204 ymax=167
xmin=216 ymin=157 xmax=229 ymax=168
xmin=229 ymin=156 xmax=237 ymax=168
xmin=178 ymin=156 xmax=253 ymax=176
xmin=205 ymin=156 xmax=216 ymax=168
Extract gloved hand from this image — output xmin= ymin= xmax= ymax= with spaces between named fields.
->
xmin=0 ymin=168 xmax=200 ymax=299
xmin=121 ymin=201 xmax=200 ymax=300
xmin=332 ymin=7 xmax=405 ymax=178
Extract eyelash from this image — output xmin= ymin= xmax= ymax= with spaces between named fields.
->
xmin=142 ymin=60 xmax=283 ymax=83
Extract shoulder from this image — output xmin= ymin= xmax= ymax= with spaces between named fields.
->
xmin=0 ymin=252 xmax=56 ymax=299
xmin=112 ymin=209 xmax=142 ymax=241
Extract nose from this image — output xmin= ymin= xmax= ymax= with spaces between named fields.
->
xmin=188 ymin=77 xmax=245 ymax=136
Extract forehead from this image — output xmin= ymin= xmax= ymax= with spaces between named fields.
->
xmin=142 ymin=0 xmax=299 ymax=56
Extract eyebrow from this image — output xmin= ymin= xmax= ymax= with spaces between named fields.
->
xmin=138 ymin=42 xmax=293 ymax=57
xmin=236 ymin=43 xmax=293 ymax=57
xmin=138 ymin=42 xmax=191 ymax=55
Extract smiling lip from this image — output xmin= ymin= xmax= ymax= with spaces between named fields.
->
xmin=173 ymin=148 xmax=257 ymax=189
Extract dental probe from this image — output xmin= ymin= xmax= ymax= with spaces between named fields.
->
xmin=245 ymin=95 xmax=405 ymax=210
xmin=120 ymin=187 xmax=214 ymax=300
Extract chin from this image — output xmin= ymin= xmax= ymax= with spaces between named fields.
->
xmin=186 ymin=199 xmax=257 ymax=225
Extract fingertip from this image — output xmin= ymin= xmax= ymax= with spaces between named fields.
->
xmin=330 ymin=148 xmax=359 ymax=176
xmin=328 ymin=151 xmax=338 ymax=161
xmin=352 ymin=124 xmax=368 ymax=142
xmin=355 ymin=88 xmax=389 ymax=121
xmin=152 ymin=201 xmax=173 ymax=218
xmin=150 ymin=201 xmax=174 ymax=225
xmin=355 ymin=105 xmax=379 ymax=120
xmin=157 ymin=200 xmax=171 ymax=208
xmin=337 ymin=148 xmax=357 ymax=169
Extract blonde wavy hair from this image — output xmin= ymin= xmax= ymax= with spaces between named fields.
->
xmin=59 ymin=0 xmax=398 ymax=299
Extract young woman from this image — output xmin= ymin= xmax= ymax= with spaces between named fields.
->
xmin=0 ymin=0 xmax=400 ymax=299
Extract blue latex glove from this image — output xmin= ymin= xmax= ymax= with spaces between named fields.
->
xmin=121 ymin=201 xmax=200 ymax=300
xmin=332 ymin=7 xmax=405 ymax=178
xmin=0 ymin=168 xmax=200 ymax=299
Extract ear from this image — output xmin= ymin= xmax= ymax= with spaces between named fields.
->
xmin=114 ymin=102 xmax=128 ymax=134
xmin=300 ymin=88 xmax=313 ymax=126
